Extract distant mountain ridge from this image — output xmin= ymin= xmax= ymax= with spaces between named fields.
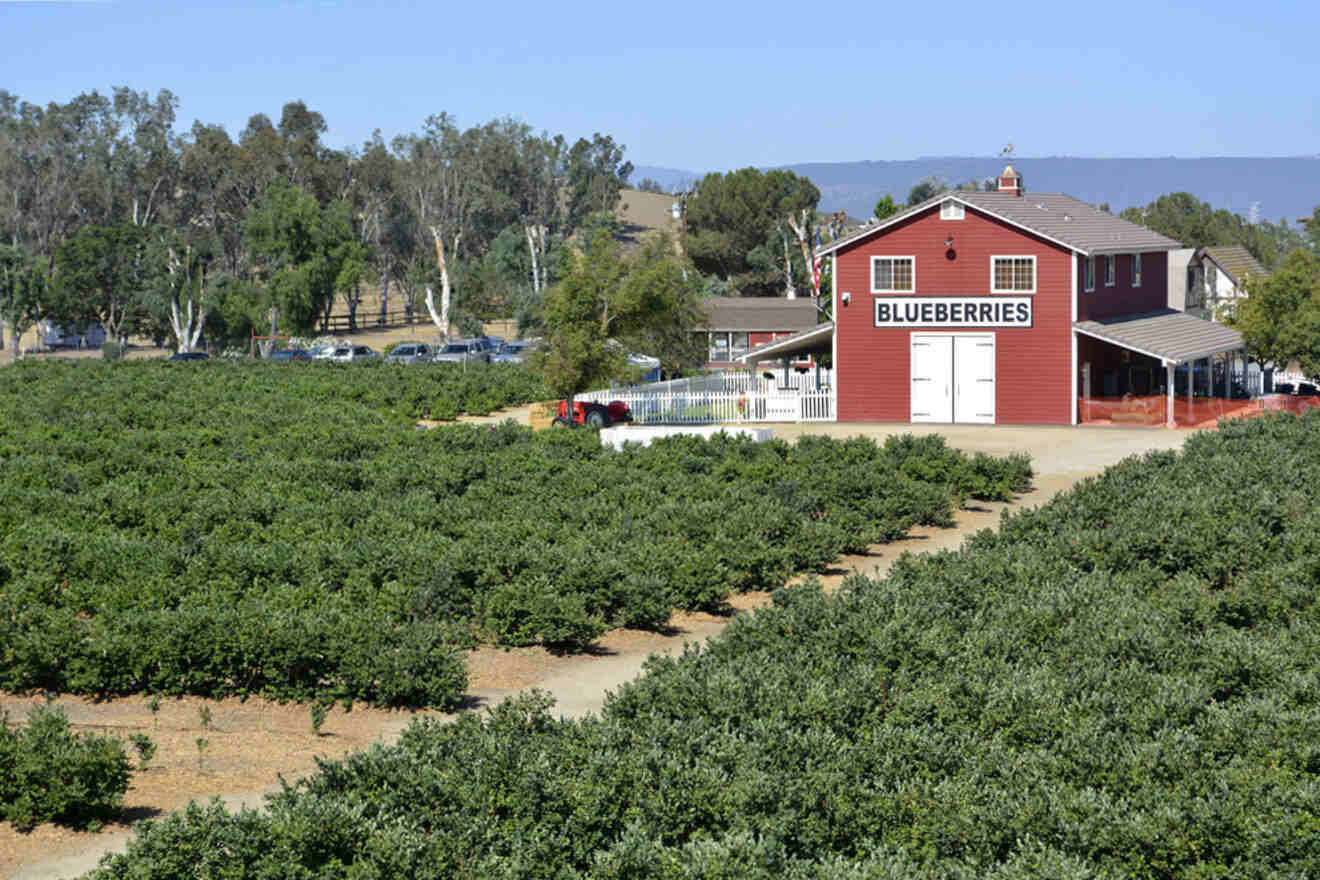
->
xmin=633 ymin=157 xmax=1320 ymax=225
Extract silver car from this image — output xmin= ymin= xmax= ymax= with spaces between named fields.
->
xmin=432 ymin=339 xmax=492 ymax=364
xmin=491 ymin=340 xmax=535 ymax=364
xmin=386 ymin=342 xmax=434 ymax=364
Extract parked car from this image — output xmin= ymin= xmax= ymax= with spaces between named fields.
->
xmin=269 ymin=348 xmax=312 ymax=362
xmin=168 ymin=351 xmax=209 ymax=361
xmin=386 ymin=342 xmax=434 ymax=364
xmin=491 ymin=340 xmax=536 ymax=364
xmin=432 ymin=339 xmax=492 ymax=364
xmin=327 ymin=345 xmax=381 ymax=363
xmin=310 ymin=345 xmax=337 ymax=360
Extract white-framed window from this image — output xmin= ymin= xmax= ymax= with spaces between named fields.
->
xmin=730 ymin=332 xmax=749 ymax=359
xmin=940 ymin=199 xmax=964 ymax=220
xmin=1083 ymin=256 xmax=1095 ymax=292
xmin=871 ymin=256 xmax=915 ymax=293
xmin=991 ymin=255 xmax=1036 ymax=294
xmin=1104 ymin=255 xmax=1116 ymax=287
xmin=709 ymin=332 xmax=730 ymax=362
xmin=1132 ymin=253 xmax=1142 ymax=287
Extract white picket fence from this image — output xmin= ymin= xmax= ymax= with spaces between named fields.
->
xmin=577 ymin=387 xmax=836 ymax=424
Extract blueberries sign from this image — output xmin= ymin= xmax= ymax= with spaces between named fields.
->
xmin=874 ymin=297 xmax=1033 ymax=328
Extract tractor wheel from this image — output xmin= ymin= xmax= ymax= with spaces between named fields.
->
xmin=584 ymin=406 xmax=612 ymax=428
xmin=551 ymin=416 xmax=571 ymax=428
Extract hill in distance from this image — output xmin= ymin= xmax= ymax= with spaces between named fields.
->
xmin=633 ymin=157 xmax=1320 ymax=225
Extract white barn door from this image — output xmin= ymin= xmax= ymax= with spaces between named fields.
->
xmin=910 ymin=335 xmax=953 ymax=422
xmin=953 ymin=334 xmax=996 ymax=424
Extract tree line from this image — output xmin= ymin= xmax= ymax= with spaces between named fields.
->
xmin=0 ymin=88 xmax=637 ymax=356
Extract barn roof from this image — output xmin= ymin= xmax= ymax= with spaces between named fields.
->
xmin=817 ymin=191 xmax=1182 ymax=258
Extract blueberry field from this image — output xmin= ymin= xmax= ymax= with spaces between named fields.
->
xmin=0 ymin=360 xmax=1030 ymax=711
xmin=84 ymin=410 xmax=1320 ymax=878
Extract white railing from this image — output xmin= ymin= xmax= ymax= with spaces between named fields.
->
xmin=605 ymin=367 xmax=834 ymax=397
xmin=577 ymin=387 xmax=835 ymax=424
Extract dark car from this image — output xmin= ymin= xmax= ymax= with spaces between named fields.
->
xmin=168 ymin=351 xmax=209 ymax=361
xmin=269 ymin=349 xmax=313 ymax=362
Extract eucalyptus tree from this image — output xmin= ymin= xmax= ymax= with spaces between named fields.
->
xmin=178 ymin=122 xmax=245 ymax=273
xmin=351 ymin=131 xmax=413 ymax=324
xmin=564 ymin=133 xmax=633 ymax=229
xmin=144 ymin=227 xmax=214 ymax=352
xmin=393 ymin=113 xmax=480 ymax=338
xmin=243 ymin=180 xmax=364 ymax=335
xmin=52 ymin=223 xmax=152 ymax=344
xmin=0 ymin=244 xmax=46 ymax=359
xmin=108 ymin=87 xmax=180 ymax=227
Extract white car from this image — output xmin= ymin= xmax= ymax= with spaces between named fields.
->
xmin=327 ymin=345 xmax=381 ymax=363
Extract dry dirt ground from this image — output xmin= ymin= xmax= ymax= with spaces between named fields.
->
xmin=2 ymin=421 xmax=1193 ymax=879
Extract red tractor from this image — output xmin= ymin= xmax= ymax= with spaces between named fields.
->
xmin=553 ymin=399 xmax=632 ymax=428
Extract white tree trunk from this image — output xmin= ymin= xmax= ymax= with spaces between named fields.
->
xmin=427 ymin=227 xmax=454 ymax=339
xmin=785 ymin=210 xmax=815 ymax=294
xmin=525 ymin=224 xmax=543 ymax=296
xmin=781 ymin=229 xmax=797 ymax=300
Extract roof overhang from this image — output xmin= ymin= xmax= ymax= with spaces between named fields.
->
xmin=1073 ymin=309 xmax=1244 ymax=365
xmin=816 ymin=194 xmax=1088 ymax=258
xmin=737 ymin=322 xmax=834 ymax=363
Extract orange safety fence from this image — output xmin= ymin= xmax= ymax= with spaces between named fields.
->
xmin=1078 ymin=394 xmax=1167 ymax=426
xmin=1080 ymin=394 xmax=1320 ymax=429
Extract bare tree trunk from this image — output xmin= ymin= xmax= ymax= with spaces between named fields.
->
xmin=348 ymin=280 xmax=359 ymax=331
xmin=9 ymin=325 xmax=19 ymax=362
xmin=781 ymin=228 xmax=797 ymax=300
xmin=379 ymin=260 xmax=389 ymax=325
xmin=785 ymin=210 xmax=815 ymax=295
xmin=525 ymin=224 xmax=545 ymax=296
xmin=426 ymin=226 xmax=453 ymax=339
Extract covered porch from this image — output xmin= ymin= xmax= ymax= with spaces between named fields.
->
xmin=1074 ymin=310 xmax=1255 ymax=428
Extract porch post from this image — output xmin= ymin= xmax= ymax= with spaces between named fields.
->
xmin=1188 ymin=359 xmax=1196 ymax=424
xmin=1166 ymin=361 xmax=1175 ymax=428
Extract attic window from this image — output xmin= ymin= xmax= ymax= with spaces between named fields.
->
xmin=940 ymin=199 xmax=964 ymax=220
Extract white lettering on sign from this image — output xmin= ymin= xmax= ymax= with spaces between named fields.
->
xmin=874 ymin=297 xmax=1033 ymax=328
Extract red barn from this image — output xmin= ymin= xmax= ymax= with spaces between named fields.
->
xmin=746 ymin=166 xmax=1246 ymax=426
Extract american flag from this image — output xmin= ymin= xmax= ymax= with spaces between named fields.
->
xmin=811 ymin=232 xmax=822 ymax=297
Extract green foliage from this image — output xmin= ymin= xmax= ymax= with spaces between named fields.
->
xmin=1119 ymin=192 xmax=1307 ymax=269
xmin=129 ymin=733 xmax=156 ymax=770
xmin=873 ymin=194 xmax=900 ymax=221
xmin=90 ymin=412 xmax=1320 ymax=878
xmin=0 ymin=360 xmax=1023 ymax=710
xmin=100 ymin=341 xmax=124 ymax=361
xmin=243 ymin=181 xmax=365 ymax=334
xmin=906 ymin=175 xmax=948 ymax=206
xmin=537 ymin=229 xmax=705 ymax=396
xmin=52 ymin=223 xmax=152 ymax=341
xmin=685 ymin=168 xmax=820 ymax=297
xmin=0 ymin=245 xmax=46 ymax=359
xmin=0 ymin=705 xmax=132 ymax=831
xmin=1226 ymin=248 xmax=1320 ymax=378
xmin=309 ymin=702 xmax=328 ymax=736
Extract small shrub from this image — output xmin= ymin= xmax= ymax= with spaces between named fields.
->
xmin=0 ymin=706 xmax=132 ymax=832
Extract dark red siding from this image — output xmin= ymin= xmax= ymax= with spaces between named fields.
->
xmin=1076 ymin=251 xmax=1168 ymax=321
xmin=834 ymin=204 xmax=1074 ymax=424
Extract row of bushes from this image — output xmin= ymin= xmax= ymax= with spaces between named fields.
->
xmin=90 ymin=411 xmax=1320 ymax=878
xmin=0 ymin=361 xmax=1032 ymax=708
xmin=1 ymin=705 xmax=133 ymax=832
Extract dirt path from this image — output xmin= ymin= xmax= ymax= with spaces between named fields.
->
xmin=5 ymin=425 xmax=1181 ymax=879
